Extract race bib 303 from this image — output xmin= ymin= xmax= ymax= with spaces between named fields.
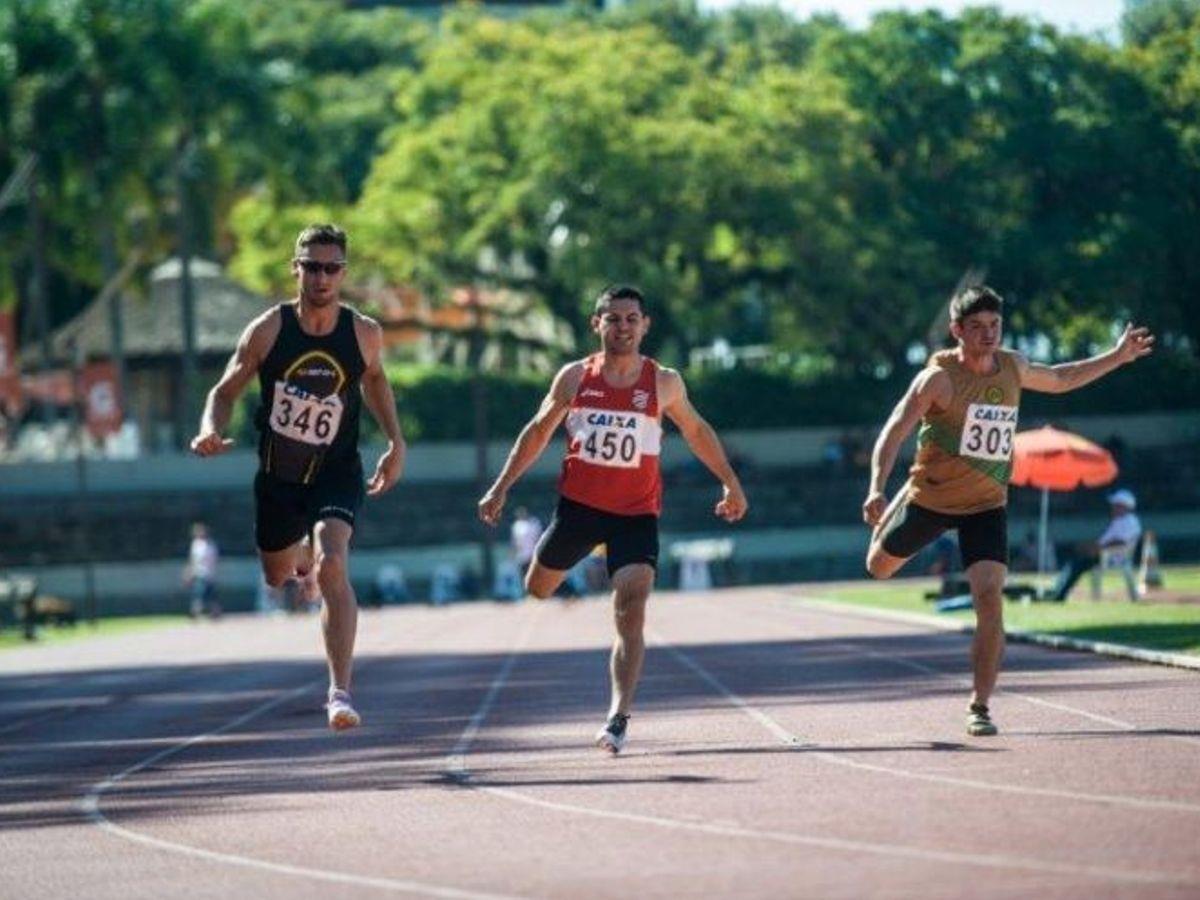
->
xmin=959 ymin=403 xmax=1017 ymax=462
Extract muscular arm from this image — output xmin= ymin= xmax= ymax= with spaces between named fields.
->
xmin=1017 ymin=324 xmax=1154 ymax=394
xmin=356 ymin=316 xmax=406 ymax=495
xmin=478 ymin=363 xmax=581 ymax=525
xmin=191 ymin=312 xmax=275 ymax=456
xmin=863 ymin=367 xmax=950 ymax=525
xmin=660 ymin=369 xmax=748 ymax=522
xmin=357 ymin=319 xmax=405 ymax=446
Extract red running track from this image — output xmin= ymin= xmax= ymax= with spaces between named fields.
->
xmin=1 ymin=586 xmax=1198 ymax=899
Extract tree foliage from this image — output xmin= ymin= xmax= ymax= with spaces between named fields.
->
xmin=1 ymin=0 xmax=1196 ymax=390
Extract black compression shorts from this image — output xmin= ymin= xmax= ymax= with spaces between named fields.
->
xmin=879 ymin=499 xmax=1008 ymax=570
xmin=536 ymin=496 xmax=659 ymax=577
xmin=254 ymin=463 xmax=365 ymax=553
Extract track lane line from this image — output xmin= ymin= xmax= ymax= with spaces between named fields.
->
xmin=446 ymin=605 xmax=1198 ymax=887
xmin=80 ymin=609 xmax=525 ymax=900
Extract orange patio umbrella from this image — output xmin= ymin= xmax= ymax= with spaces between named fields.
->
xmin=1010 ymin=426 xmax=1119 ymax=582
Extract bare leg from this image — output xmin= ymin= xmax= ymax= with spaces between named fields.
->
xmin=865 ymin=493 xmax=913 ymax=580
xmin=966 ymin=560 xmax=1007 ymax=707
xmin=259 ymin=543 xmax=304 ymax=601
xmin=606 ymin=564 xmax=654 ymax=718
xmin=314 ymin=519 xmax=357 ymax=693
xmin=525 ymin=561 xmax=569 ymax=600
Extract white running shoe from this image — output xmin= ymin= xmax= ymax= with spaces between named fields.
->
xmin=326 ymin=689 xmax=361 ymax=732
xmin=595 ymin=713 xmax=629 ymax=754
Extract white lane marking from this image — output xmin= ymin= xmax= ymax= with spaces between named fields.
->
xmin=448 ymin=610 xmax=1195 ymax=887
xmin=768 ymin=591 xmax=1200 ymax=748
xmin=656 ymin=632 xmax=1200 ymax=815
xmin=80 ymin=612 xmax=524 ymax=900
xmin=652 ymin=632 xmax=1199 ymax=887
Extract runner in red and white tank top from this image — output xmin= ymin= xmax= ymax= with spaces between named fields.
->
xmin=477 ymin=285 xmax=748 ymax=755
xmin=559 ymin=352 xmax=663 ymax=516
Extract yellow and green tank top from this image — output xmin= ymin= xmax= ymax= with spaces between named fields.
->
xmin=905 ymin=348 xmax=1021 ymax=515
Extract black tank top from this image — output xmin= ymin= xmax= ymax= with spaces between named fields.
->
xmin=255 ymin=303 xmax=365 ymax=484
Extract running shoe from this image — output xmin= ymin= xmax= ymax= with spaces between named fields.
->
xmin=326 ymin=689 xmax=361 ymax=732
xmin=967 ymin=702 xmax=998 ymax=737
xmin=595 ymin=712 xmax=629 ymax=754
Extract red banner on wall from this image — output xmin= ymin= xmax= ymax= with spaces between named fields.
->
xmin=0 ymin=310 xmax=21 ymax=415
xmin=81 ymin=361 xmax=123 ymax=439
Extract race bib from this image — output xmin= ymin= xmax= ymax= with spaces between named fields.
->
xmin=959 ymin=403 xmax=1017 ymax=462
xmin=270 ymin=381 xmax=343 ymax=447
xmin=569 ymin=408 xmax=648 ymax=469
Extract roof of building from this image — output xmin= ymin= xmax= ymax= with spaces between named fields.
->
xmin=27 ymin=257 xmax=274 ymax=365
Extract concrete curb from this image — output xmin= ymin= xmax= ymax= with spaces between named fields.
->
xmin=777 ymin=592 xmax=1200 ymax=673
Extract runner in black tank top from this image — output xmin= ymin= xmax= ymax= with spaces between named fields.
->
xmin=255 ymin=302 xmax=365 ymax=485
xmin=190 ymin=224 xmax=407 ymax=733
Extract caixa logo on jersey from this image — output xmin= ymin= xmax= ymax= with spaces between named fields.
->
xmin=585 ymin=411 xmax=639 ymax=430
xmin=631 ymin=389 xmax=650 ymax=411
xmin=969 ymin=404 xmax=1016 ymax=423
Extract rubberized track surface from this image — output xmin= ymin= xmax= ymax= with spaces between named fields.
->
xmin=2 ymin=587 xmax=1198 ymax=899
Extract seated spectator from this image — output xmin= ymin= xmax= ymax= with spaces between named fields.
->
xmin=1052 ymin=489 xmax=1141 ymax=601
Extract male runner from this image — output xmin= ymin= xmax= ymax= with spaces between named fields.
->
xmin=863 ymin=285 xmax=1153 ymax=736
xmin=190 ymin=224 xmax=406 ymax=731
xmin=478 ymin=285 xmax=748 ymax=754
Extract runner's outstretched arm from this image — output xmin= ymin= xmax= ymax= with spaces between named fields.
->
xmin=660 ymin=370 xmax=748 ymax=523
xmin=1016 ymin=323 xmax=1154 ymax=393
xmin=356 ymin=318 xmax=406 ymax=496
xmin=478 ymin=363 xmax=579 ymax=526
xmin=191 ymin=313 xmax=273 ymax=457
xmin=863 ymin=367 xmax=950 ymax=527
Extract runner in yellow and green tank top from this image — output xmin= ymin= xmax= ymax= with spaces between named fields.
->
xmin=908 ymin=347 xmax=1022 ymax=516
xmin=861 ymin=285 xmax=1154 ymax=738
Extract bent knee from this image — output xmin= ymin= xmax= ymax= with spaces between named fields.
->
xmin=316 ymin=550 xmax=348 ymax=583
xmin=263 ymin=571 xmax=292 ymax=589
xmin=526 ymin=583 xmax=555 ymax=600
xmin=524 ymin=572 xmax=556 ymax=600
xmin=865 ymin=547 xmax=900 ymax=580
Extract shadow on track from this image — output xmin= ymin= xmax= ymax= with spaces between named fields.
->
xmin=0 ymin=627 xmax=1185 ymax=832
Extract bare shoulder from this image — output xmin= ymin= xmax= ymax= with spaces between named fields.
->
xmin=244 ymin=306 xmax=282 ymax=352
xmin=656 ymin=365 xmax=685 ymax=401
xmin=348 ymin=305 xmax=383 ymax=338
xmin=1005 ymin=349 xmax=1030 ymax=371
xmin=552 ymin=360 xmax=587 ymax=399
xmin=912 ymin=365 xmax=952 ymax=410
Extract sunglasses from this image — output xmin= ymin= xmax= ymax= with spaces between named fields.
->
xmin=295 ymin=259 xmax=346 ymax=275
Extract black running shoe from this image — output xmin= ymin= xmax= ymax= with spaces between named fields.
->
xmin=967 ymin=702 xmax=998 ymax=736
xmin=595 ymin=713 xmax=629 ymax=754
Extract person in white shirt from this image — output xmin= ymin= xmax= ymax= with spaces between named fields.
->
xmin=510 ymin=507 xmax=544 ymax=577
xmin=1052 ymin=489 xmax=1141 ymax=601
xmin=183 ymin=522 xmax=221 ymax=618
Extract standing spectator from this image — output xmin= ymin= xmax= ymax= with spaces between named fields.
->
xmin=1052 ymin=489 xmax=1142 ymax=601
xmin=183 ymin=522 xmax=221 ymax=619
xmin=510 ymin=507 xmax=544 ymax=580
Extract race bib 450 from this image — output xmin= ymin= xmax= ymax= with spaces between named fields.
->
xmin=568 ymin=408 xmax=650 ymax=469
xmin=270 ymin=381 xmax=343 ymax=447
xmin=959 ymin=403 xmax=1017 ymax=462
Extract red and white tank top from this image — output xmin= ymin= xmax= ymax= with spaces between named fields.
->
xmin=558 ymin=354 xmax=663 ymax=517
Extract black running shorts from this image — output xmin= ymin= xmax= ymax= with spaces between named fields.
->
xmin=879 ymin=499 xmax=1008 ymax=569
xmin=254 ymin=462 xmax=365 ymax=553
xmin=536 ymin=496 xmax=659 ymax=577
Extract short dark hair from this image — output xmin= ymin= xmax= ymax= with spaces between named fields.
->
xmin=594 ymin=284 xmax=646 ymax=315
xmin=295 ymin=223 xmax=347 ymax=258
xmin=950 ymin=284 xmax=1003 ymax=323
